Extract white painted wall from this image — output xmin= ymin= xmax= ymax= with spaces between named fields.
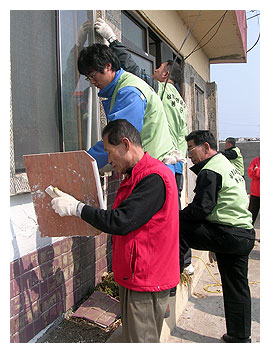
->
xmin=10 ymin=193 xmax=64 ymax=262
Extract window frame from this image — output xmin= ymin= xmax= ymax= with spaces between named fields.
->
xmin=195 ymin=84 xmax=205 ymax=129
xmin=122 ymin=11 xmax=183 ymax=74
xmin=121 ymin=11 xmax=157 ymax=73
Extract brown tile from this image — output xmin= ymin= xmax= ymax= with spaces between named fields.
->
xmin=24 ymin=151 xmax=104 ymax=237
xmin=72 ymin=291 xmax=120 ymax=328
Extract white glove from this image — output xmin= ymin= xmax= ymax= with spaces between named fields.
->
xmin=76 ymin=20 xmax=92 ymax=47
xmin=94 ymin=18 xmax=116 ymax=42
xmin=208 ymin=251 xmax=217 ymax=263
xmin=99 ymin=163 xmax=113 ymax=175
xmin=162 ymin=150 xmax=186 ymax=165
xmin=51 ymin=188 xmax=81 ymax=217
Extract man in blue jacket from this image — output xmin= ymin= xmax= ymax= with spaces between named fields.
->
xmin=78 ymin=43 xmax=181 ymax=172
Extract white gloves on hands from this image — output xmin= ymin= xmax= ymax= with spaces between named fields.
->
xmin=94 ymin=18 xmax=116 ymax=42
xmin=51 ymin=189 xmax=81 ymax=217
xmin=208 ymin=251 xmax=217 ymax=263
xmin=162 ymin=150 xmax=186 ymax=165
xmin=77 ymin=20 xmax=92 ymax=47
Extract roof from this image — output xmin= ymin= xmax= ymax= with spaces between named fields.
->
xmin=177 ymin=10 xmax=247 ymax=63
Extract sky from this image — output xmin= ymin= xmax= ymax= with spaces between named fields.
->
xmin=210 ymin=10 xmax=260 ymax=140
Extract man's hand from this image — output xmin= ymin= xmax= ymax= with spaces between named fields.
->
xmin=94 ymin=18 xmax=116 ymax=42
xmin=209 ymin=251 xmax=217 ymax=263
xmin=51 ymin=189 xmax=81 ymax=217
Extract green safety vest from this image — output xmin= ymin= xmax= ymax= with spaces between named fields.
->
xmin=110 ymin=72 xmax=174 ymax=161
xmin=158 ymin=82 xmax=188 ymax=156
xmin=230 ymin=147 xmax=244 ymax=176
xmin=201 ymin=153 xmax=253 ymax=229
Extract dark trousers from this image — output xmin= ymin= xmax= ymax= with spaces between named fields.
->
xmin=175 ymin=172 xmax=183 ymax=210
xmin=176 ymin=172 xmax=191 ymax=268
xmin=248 ymin=195 xmax=260 ymax=225
xmin=179 ymin=220 xmax=255 ymax=338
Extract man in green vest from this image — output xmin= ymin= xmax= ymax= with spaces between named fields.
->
xmin=93 ymin=18 xmax=193 ymax=276
xmin=179 ymin=130 xmax=255 ymax=343
xmin=77 ymin=43 xmax=182 ymax=174
xmin=222 ymin=137 xmax=245 ymax=176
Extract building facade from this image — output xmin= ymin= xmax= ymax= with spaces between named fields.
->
xmin=10 ymin=10 xmax=247 ymax=342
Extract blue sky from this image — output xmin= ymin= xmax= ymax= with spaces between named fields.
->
xmin=210 ymin=10 xmax=260 ymax=140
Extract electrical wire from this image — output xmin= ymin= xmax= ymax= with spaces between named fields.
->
xmin=247 ymin=13 xmax=260 ymax=21
xmin=247 ymin=33 xmax=260 ymax=53
xmin=184 ymin=11 xmax=228 ymax=62
xmin=160 ymin=10 xmax=202 ymax=101
xmin=191 ymin=255 xmax=260 ymax=294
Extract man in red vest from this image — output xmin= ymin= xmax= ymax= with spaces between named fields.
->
xmin=51 ymin=119 xmax=180 ymax=343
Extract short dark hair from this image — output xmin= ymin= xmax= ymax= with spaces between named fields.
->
xmin=226 ymin=137 xmax=236 ymax=147
xmin=166 ymin=60 xmax=182 ymax=84
xmin=78 ymin=43 xmax=121 ymax=75
xmin=102 ymin=119 xmax=142 ymax=147
xmin=186 ymin=130 xmax=217 ymax=150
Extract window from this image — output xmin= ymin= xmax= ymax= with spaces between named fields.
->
xmin=59 ymin=10 xmax=100 ymax=152
xmin=195 ymin=86 xmax=205 ymax=129
xmin=121 ymin=12 xmax=147 ymax=52
xmin=10 ymin=10 xmax=60 ymax=173
xmin=121 ymin=11 xmax=156 ymax=77
xmin=121 ymin=11 xmax=183 ymax=80
xmin=10 ymin=10 xmax=99 ymax=195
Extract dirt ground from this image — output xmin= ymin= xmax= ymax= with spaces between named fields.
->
xmin=36 ymin=272 xmax=121 ymax=343
xmin=36 ymin=311 xmax=121 ymax=343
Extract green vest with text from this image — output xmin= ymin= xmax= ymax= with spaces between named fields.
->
xmin=158 ymin=82 xmax=188 ymax=156
xmin=230 ymin=147 xmax=244 ymax=176
xmin=201 ymin=153 xmax=253 ymax=229
xmin=110 ymin=72 xmax=174 ymax=161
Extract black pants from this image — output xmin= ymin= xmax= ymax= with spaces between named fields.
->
xmin=175 ymin=172 xmax=183 ymax=210
xmin=179 ymin=220 xmax=255 ymax=339
xmin=176 ymin=173 xmax=191 ymax=268
xmin=248 ymin=195 xmax=260 ymax=225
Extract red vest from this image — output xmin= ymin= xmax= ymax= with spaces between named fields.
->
xmin=112 ymin=152 xmax=180 ymax=291
xmin=248 ymin=156 xmax=260 ymax=197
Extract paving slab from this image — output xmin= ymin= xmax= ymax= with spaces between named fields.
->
xmin=72 ymin=291 xmax=121 ymax=328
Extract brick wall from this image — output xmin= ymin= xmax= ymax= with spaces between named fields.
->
xmin=10 ymin=172 xmax=122 ymax=343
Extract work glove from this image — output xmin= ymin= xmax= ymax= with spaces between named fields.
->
xmin=51 ymin=188 xmax=82 ymax=217
xmin=76 ymin=20 xmax=92 ymax=47
xmin=94 ymin=18 xmax=117 ymax=42
xmin=208 ymin=251 xmax=217 ymax=263
xmin=99 ymin=163 xmax=113 ymax=176
xmin=162 ymin=150 xmax=186 ymax=165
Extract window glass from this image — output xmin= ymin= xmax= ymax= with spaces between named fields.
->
xmin=130 ymin=52 xmax=153 ymax=77
xmin=121 ymin=12 xmax=146 ymax=51
xmin=59 ymin=10 xmax=93 ymax=151
xmin=10 ymin=10 xmax=60 ymax=172
xmin=195 ymin=86 xmax=205 ymax=129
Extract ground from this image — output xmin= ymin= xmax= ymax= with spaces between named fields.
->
xmin=37 ymin=313 xmax=121 ymax=343
xmin=36 ymin=272 xmax=121 ymax=343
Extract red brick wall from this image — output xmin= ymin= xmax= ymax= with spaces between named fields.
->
xmin=10 ymin=173 xmax=122 ymax=343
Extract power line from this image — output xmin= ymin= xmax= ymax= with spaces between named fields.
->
xmin=247 ymin=33 xmax=260 ymax=53
xmin=160 ymin=10 xmax=202 ymax=100
xmin=247 ymin=13 xmax=260 ymax=20
xmin=184 ymin=11 xmax=228 ymax=61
